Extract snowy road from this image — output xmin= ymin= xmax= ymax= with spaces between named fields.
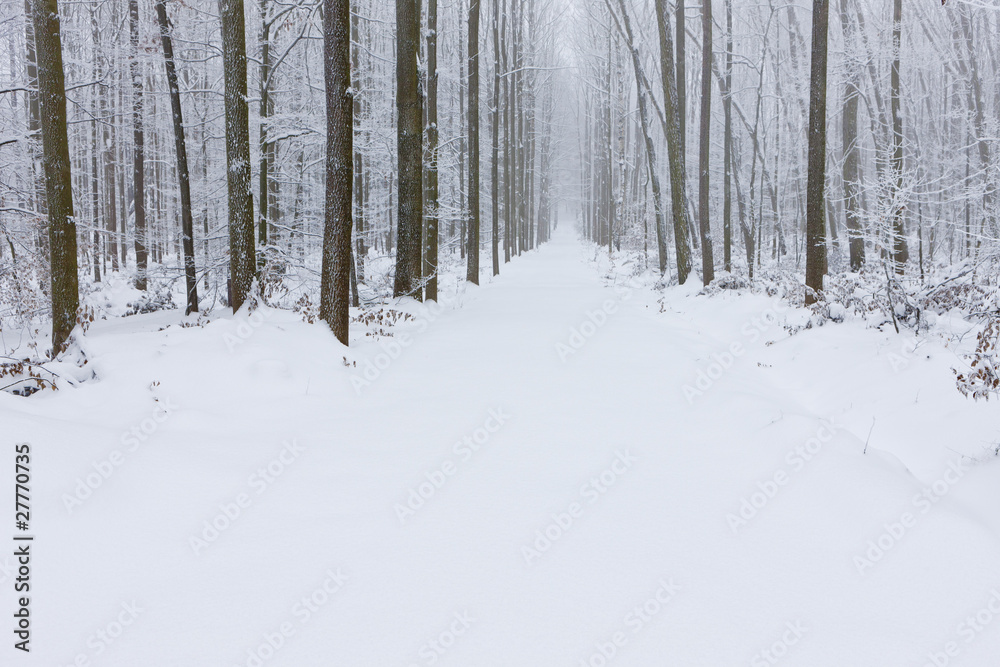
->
xmin=6 ymin=223 xmax=1000 ymax=666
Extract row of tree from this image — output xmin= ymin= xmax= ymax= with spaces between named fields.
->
xmin=570 ymin=0 xmax=997 ymax=303
xmin=2 ymin=0 xmax=997 ymax=355
xmin=3 ymin=0 xmax=560 ymax=353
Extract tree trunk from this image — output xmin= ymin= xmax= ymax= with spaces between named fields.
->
xmin=423 ymin=0 xmax=440 ymax=299
xmin=466 ymin=0 xmax=481 ymax=283
xmin=129 ymin=0 xmax=147 ymax=290
xmin=220 ymin=0 xmax=256 ymax=311
xmin=393 ymin=0 xmax=423 ymax=298
xmin=722 ymin=0 xmax=732 ymax=272
xmin=804 ymin=0 xmax=829 ymax=304
xmin=491 ymin=0 xmax=501 ymax=275
xmin=654 ymin=0 xmax=693 ymax=284
xmin=30 ymin=0 xmax=79 ymax=355
xmin=697 ymin=0 xmax=715 ymax=284
xmin=320 ymin=0 xmax=353 ymax=344
xmin=156 ymin=0 xmax=199 ymax=315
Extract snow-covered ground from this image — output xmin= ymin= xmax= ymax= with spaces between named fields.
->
xmin=4 ymin=222 xmax=1000 ymax=666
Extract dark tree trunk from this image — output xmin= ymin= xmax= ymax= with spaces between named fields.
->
xmin=654 ymin=0 xmax=693 ymax=284
xmin=424 ymin=0 xmax=439 ymax=300
xmin=220 ymin=0 xmax=256 ymax=311
xmin=697 ymin=0 xmax=715 ymax=284
xmin=393 ymin=0 xmax=423 ymax=297
xmin=466 ymin=0 xmax=481 ymax=283
xmin=30 ymin=0 xmax=79 ymax=355
xmin=491 ymin=0 xmax=501 ymax=275
xmin=804 ymin=0 xmax=829 ymax=304
xmin=320 ymin=0 xmax=353 ymax=344
xmin=722 ymin=0 xmax=733 ymax=272
xmin=130 ymin=0 xmax=147 ymax=290
xmin=155 ymin=0 xmax=199 ymax=315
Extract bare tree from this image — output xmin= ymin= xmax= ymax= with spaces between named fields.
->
xmin=466 ymin=0 xmax=481 ymax=284
xmin=129 ymin=0 xmax=147 ymax=290
xmin=320 ymin=0 xmax=353 ymax=344
xmin=697 ymin=0 xmax=715 ymax=284
xmin=722 ymin=0 xmax=733 ymax=271
xmin=220 ymin=0 xmax=256 ymax=310
xmin=155 ymin=0 xmax=199 ymax=314
xmin=394 ymin=0 xmax=423 ymax=298
xmin=889 ymin=0 xmax=907 ymax=273
xmin=425 ymin=0 xmax=440 ymax=299
xmin=804 ymin=0 xmax=829 ymax=304
xmin=30 ymin=0 xmax=79 ymax=355
xmin=607 ymin=0 xmax=668 ymax=275
xmin=838 ymin=0 xmax=864 ymax=271
xmin=654 ymin=0 xmax=693 ymax=284
xmin=491 ymin=0 xmax=501 ymax=276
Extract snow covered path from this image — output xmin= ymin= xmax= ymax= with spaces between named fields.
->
xmin=7 ymin=223 xmax=1000 ymax=666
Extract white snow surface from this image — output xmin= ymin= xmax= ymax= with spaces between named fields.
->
xmin=4 ymin=223 xmax=1000 ymax=667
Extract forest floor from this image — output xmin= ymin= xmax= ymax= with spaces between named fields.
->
xmin=5 ymin=222 xmax=1000 ymax=666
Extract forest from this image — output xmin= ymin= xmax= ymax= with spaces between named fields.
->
xmin=1 ymin=0 xmax=1000 ymax=663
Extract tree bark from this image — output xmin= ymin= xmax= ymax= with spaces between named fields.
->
xmin=804 ymin=0 xmax=829 ymax=304
xmin=30 ymin=0 xmax=79 ymax=355
xmin=466 ymin=0 xmax=481 ymax=283
xmin=320 ymin=0 xmax=353 ymax=344
xmin=490 ymin=0 xmax=501 ymax=275
xmin=155 ymin=0 xmax=199 ymax=314
xmin=393 ymin=0 xmax=423 ymax=297
xmin=697 ymin=0 xmax=715 ymax=284
xmin=130 ymin=0 xmax=148 ymax=290
xmin=654 ymin=0 xmax=693 ymax=284
xmin=220 ymin=0 xmax=256 ymax=310
xmin=722 ymin=0 xmax=732 ymax=272
xmin=424 ymin=0 xmax=440 ymax=299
